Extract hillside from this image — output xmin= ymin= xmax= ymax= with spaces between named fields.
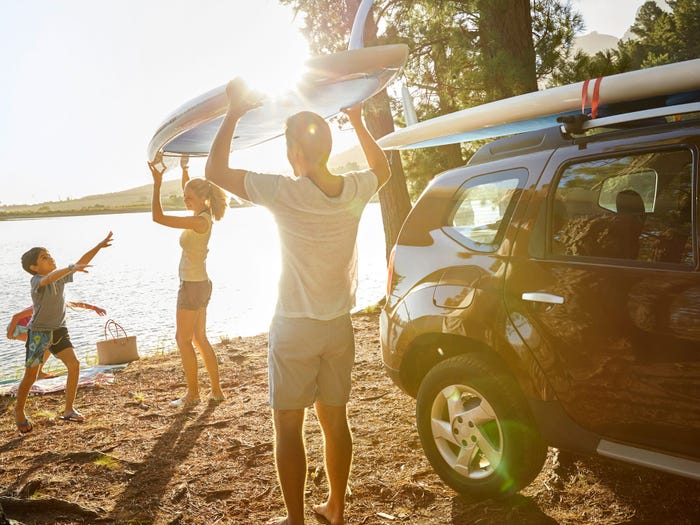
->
xmin=0 ymin=179 xmax=185 ymax=216
xmin=573 ymin=31 xmax=619 ymax=55
xmin=329 ymin=144 xmax=368 ymax=172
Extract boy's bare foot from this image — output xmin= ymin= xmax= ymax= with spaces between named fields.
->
xmin=313 ymin=502 xmax=344 ymax=525
xmin=38 ymin=371 xmax=58 ymax=379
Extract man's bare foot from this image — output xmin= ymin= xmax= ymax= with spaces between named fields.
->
xmin=265 ymin=518 xmax=290 ymax=525
xmin=313 ymin=502 xmax=344 ymax=525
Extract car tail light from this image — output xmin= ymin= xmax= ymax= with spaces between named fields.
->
xmin=386 ymin=245 xmax=396 ymax=299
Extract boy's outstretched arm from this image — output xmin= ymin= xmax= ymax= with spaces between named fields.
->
xmin=76 ymin=231 xmax=113 ymax=267
xmin=39 ymin=231 xmax=114 ymax=286
xmin=205 ymin=79 xmax=261 ymax=201
xmin=343 ymin=104 xmax=391 ymax=189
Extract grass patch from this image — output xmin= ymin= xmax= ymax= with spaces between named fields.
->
xmin=93 ymin=454 xmax=119 ymax=469
xmin=131 ymin=391 xmax=145 ymax=403
xmin=150 ymin=336 xmax=174 ymax=357
xmin=360 ymin=298 xmax=385 ymax=314
xmin=34 ymin=409 xmax=58 ymax=419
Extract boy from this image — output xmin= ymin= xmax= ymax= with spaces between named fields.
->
xmin=206 ymin=79 xmax=390 ymax=525
xmin=7 ymin=301 xmax=107 ymax=379
xmin=14 ymin=231 xmax=113 ymax=435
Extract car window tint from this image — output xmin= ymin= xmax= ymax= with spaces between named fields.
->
xmin=550 ymin=149 xmax=694 ymax=266
xmin=450 ymin=170 xmax=525 ymax=250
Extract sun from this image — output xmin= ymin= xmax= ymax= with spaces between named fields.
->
xmin=233 ymin=34 xmax=309 ymax=100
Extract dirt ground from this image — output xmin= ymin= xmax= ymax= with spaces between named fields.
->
xmin=1 ymin=310 xmax=699 ymax=525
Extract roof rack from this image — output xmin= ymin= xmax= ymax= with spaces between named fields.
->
xmin=558 ymin=101 xmax=700 ymax=137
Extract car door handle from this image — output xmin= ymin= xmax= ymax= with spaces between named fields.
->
xmin=521 ymin=292 xmax=565 ymax=305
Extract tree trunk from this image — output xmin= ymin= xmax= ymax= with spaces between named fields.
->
xmin=477 ymin=0 xmax=538 ymax=99
xmin=364 ymin=89 xmax=412 ymax=260
xmin=354 ymin=1 xmax=412 ymax=259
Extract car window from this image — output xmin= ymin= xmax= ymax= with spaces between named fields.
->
xmin=448 ymin=169 xmax=526 ymax=251
xmin=550 ymin=149 xmax=694 ymax=266
xmin=599 ymin=169 xmax=657 ymax=213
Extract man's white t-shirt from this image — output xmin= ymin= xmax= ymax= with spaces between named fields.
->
xmin=244 ymin=169 xmax=378 ymax=320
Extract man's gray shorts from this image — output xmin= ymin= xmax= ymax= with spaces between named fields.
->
xmin=268 ymin=314 xmax=355 ymax=410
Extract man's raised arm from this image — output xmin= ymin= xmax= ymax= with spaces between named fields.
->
xmin=205 ymin=79 xmax=261 ymax=201
xmin=344 ymin=104 xmax=391 ymax=189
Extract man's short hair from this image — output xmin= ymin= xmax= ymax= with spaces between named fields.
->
xmin=21 ymin=247 xmax=45 ymax=275
xmin=285 ymin=111 xmax=332 ymax=166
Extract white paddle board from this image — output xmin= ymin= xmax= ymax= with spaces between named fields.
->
xmin=378 ymin=58 xmax=700 ymax=150
xmin=147 ymin=44 xmax=408 ymax=162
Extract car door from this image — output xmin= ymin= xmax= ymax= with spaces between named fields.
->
xmin=504 ymin=134 xmax=700 ymax=458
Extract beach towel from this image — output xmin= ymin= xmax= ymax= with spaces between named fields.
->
xmin=0 ymin=364 xmax=128 ymax=396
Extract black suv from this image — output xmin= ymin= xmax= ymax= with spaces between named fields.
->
xmin=380 ymin=110 xmax=700 ymax=500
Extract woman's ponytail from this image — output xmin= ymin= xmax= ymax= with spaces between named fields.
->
xmin=206 ymin=181 xmax=227 ymax=221
xmin=186 ymin=178 xmax=228 ymax=221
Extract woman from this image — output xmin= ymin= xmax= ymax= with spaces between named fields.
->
xmin=149 ymin=155 xmax=226 ymax=407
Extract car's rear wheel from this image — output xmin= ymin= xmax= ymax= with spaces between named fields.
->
xmin=416 ymin=353 xmax=547 ymax=500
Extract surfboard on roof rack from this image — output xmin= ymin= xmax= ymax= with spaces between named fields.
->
xmin=377 ymin=58 xmax=700 ymax=150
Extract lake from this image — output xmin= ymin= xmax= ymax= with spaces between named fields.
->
xmin=0 ymin=205 xmax=387 ymax=379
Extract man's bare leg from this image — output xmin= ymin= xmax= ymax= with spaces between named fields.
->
xmin=269 ymin=408 xmax=307 ymax=525
xmin=313 ymin=402 xmax=352 ymax=525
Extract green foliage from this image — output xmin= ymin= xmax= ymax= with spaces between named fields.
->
xmin=549 ymin=48 xmax=632 ymax=85
xmin=553 ymin=0 xmax=699 ymax=83
xmin=623 ymin=0 xmax=700 ymax=68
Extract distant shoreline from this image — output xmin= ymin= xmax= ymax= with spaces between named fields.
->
xmin=0 ymin=206 xmax=165 ymax=221
xmin=0 ymin=202 xmax=250 ymax=221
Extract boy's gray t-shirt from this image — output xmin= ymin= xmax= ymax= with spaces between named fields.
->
xmin=28 ymin=273 xmax=73 ymax=330
xmin=244 ymin=169 xmax=378 ymax=320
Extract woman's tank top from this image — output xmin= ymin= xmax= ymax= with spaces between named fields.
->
xmin=178 ymin=210 xmax=212 ymax=281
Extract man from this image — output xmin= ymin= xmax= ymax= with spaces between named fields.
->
xmin=206 ymin=79 xmax=390 ymax=525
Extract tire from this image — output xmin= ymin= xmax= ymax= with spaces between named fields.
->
xmin=416 ymin=353 xmax=547 ymax=500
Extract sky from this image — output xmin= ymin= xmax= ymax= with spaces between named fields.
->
xmin=570 ymin=0 xmax=657 ymax=38
xmin=0 ymin=0 xmax=650 ymax=206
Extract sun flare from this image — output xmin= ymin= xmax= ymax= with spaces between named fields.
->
xmin=235 ymin=49 xmax=308 ymax=100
